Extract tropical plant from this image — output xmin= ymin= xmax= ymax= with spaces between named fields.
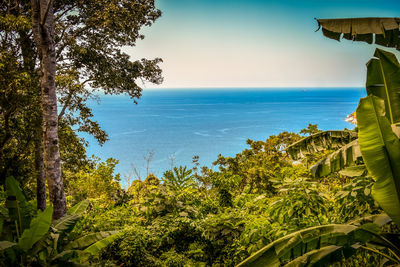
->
xmin=317 ymin=17 xmax=400 ymax=50
xmin=0 ymin=176 xmax=121 ymax=266
xmin=162 ymin=166 xmax=195 ymax=192
xmin=335 ymin=175 xmax=380 ymax=222
xmin=237 ymin=30 xmax=400 ymax=267
xmin=269 ymin=177 xmax=330 ymax=229
xmin=237 ymin=214 xmax=395 ymax=266
xmin=287 ymin=48 xmax=400 ymax=178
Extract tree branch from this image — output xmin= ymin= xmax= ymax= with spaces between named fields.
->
xmin=58 ymin=79 xmax=92 ymax=120
xmin=40 ymin=0 xmax=53 ymax=26
xmin=58 ymin=90 xmax=75 ymax=120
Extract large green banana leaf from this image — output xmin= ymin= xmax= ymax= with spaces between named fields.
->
xmin=317 ymin=17 xmax=400 ymax=50
xmin=81 ymin=232 xmax=122 ymax=259
xmin=356 ymin=95 xmax=400 ymax=226
xmin=52 ymin=214 xmax=80 ymax=234
xmin=310 ymin=139 xmax=362 ymax=178
xmin=18 ymin=206 xmax=53 ymax=251
xmin=286 ymin=131 xmax=357 ymax=160
xmin=5 ymin=176 xmax=32 ymax=233
xmin=64 ymin=231 xmax=119 ymax=250
xmin=366 ymin=49 xmax=400 ymax=124
xmin=68 ymin=200 xmax=90 ymax=215
xmin=284 ymin=245 xmax=354 ymax=267
xmin=236 ymin=215 xmax=391 ymax=267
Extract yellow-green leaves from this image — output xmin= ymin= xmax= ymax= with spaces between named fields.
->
xmin=18 ymin=206 xmax=53 ymax=251
xmin=286 ymin=131 xmax=357 ymax=161
xmin=0 ymin=14 xmax=31 ymax=31
xmin=366 ymin=49 xmax=400 ymax=124
xmin=357 ymin=95 xmax=400 ymax=226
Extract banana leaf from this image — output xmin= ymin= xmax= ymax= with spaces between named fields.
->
xmin=68 ymin=200 xmax=90 ymax=215
xmin=338 ymin=165 xmax=367 ymax=177
xmin=81 ymin=232 xmax=122 ymax=257
xmin=284 ymin=245 xmax=355 ymax=267
xmin=237 ymin=213 xmax=392 ymax=267
xmin=366 ymin=49 xmax=400 ymax=124
xmin=52 ymin=214 xmax=80 ymax=234
xmin=310 ymin=139 xmax=362 ymax=178
xmin=356 ymin=95 xmax=400 ymax=226
xmin=236 ymin=222 xmax=383 ymax=267
xmin=5 ymin=176 xmax=32 ymax=233
xmin=286 ymin=131 xmax=357 ymax=160
xmin=64 ymin=231 xmax=119 ymax=250
xmin=349 ymin=213 xmax=391 ymax=227
xmin=18 ymin=206 xmax=53 ymax=251
xmin=317 ymin=17 xmax=400 ymax=50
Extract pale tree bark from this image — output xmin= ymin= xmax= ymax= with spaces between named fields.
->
xmin=32 ymin=0 xmax=66 ymax=219
xmin=34 ymin=129 xmax=46 ymax=211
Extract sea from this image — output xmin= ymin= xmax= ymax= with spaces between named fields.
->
xmin=81 ymin=88 xmax=365 ymax=182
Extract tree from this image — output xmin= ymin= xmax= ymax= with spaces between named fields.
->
xmin=1 ymin=0 xmax=163 ymax=217
xmin=299 ymin=123 xmax=322 ymax=136
xmin=31 ymin=0 xmax=66 ymax=219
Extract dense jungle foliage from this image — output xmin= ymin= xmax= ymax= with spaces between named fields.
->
xmin=1 ymin=0 xmax=400 ymax=265
xmin=0 ymin=120 xmax=398 ymax=266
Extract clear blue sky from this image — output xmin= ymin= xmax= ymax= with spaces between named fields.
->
xmin=126 ymin=0 xmax=400 ymax=88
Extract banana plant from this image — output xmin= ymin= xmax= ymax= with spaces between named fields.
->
xmin=286 ymin=130 xmax=358 ymax=161
xmin=237 ymin=45 xmax=400 ymax=266
xmin=316 ymin=17 xmax=400 ymax=50
xmin=286 ymin=48 xmax=400 ymax=178
xmin=237 ymin=214 xmax=396 ymax=266
xmin=0 ymin=177 xmax=121 ymax=266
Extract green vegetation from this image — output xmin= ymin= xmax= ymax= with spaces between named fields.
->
xmin=1 ymin=1 xmax=400 ymax=265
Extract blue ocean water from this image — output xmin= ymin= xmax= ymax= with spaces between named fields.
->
xmin=82 ymin=88 xmax=365 ymax=179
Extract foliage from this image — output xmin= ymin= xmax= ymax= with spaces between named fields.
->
xmin=214 ymin=131 xmax=301 ymax=193
xmin=0 ymin=177 xmax=120 ymax=265
xmin=237 ymin=44 xmax=400 ymax=267
xmin=299 ymin=123 xmax=322 ymax=136
xmin=317 ymin=17 xmax=400 ymax=50
xmin=3 ymin=7 xmax=400 ymax=266
xmin=269 ymin=177 xmax=331 ymax=229
xmin=237 ymin=214 xmax=393 ymax=267
xmin=336 ymin=176 xmax=380 ymax=222
xmin=65 ymin=158 xmax=122 ymax=207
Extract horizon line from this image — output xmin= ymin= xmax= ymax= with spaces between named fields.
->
xmin=142 ymin=86 xmax=364 ymax=90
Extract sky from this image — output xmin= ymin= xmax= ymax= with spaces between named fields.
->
xmin=126 ymin=0 xmax=400 ymax=88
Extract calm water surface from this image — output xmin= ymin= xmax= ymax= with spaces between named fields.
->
xmin=81 ymin=88 xmax=365 ymax=179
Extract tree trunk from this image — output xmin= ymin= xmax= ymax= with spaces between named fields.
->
xmin=34 ymin=130 xmax=46 ymax=211
xmin=32 ymin=0 xmax=66 ymax=219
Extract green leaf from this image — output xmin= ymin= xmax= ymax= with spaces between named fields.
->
xmin=5 ymin=176 xmax=31 ymax=233
xmin=350 ymin=213 xmax=392 ymax=227
xmin=68 ymin=200 xmax=89 ymax=215
xmin=357 ymin=95 xmax=400 ymax=226
xmin=366 ymin=48 xmax=400 ymax=124
xmin=311 ymin=139 xmax=362 ymax=178
xmin=236 ymin=224 xmax=356 ymax=267
xmin=339 ymin=165 xmax=367 ymax=177
xmin=0 ymin=241 xmax=16 ymax=251
xmin=286 ymin=131 xmax=357 ymax=160
xmin=18 ymin=206 xmax=53 ymax=251
xmin=65 ymin=231 xmax=119 ymax=250
xmin=284 ymin=245 xmax=355 ymax=267
xmin=50 ymin=250 xmax=78 ymax=264
xmin=52 ymin=214 xmax=80 ymax=234
xmin=82 ymin=232 xmax=121 ymax=256
xmin=236 ymin=215 xmax=392 ymax=267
